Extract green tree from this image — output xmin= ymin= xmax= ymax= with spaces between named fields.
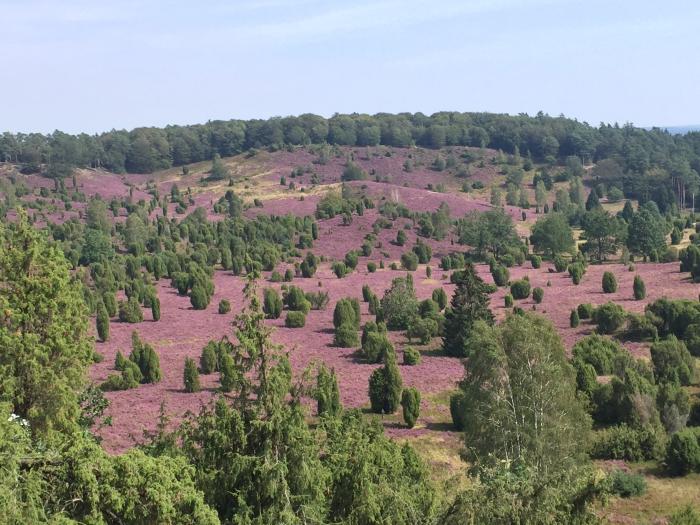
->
xmin=263 ymin=287 xmax=283 ymax=319
xmin=651 ymin=336 xmax=695 ymax=386
xmin=316 ymin=364 xmax=341 ymax=418
xmin=455 ymin=313 xmax=591 ymax=474
xmin=368 ymin=349 xmax=403 ymax=414
xmin=634 ymin=275 xmax=646 ymax=300
xmin=0 ymin=213 xmax=92 ymax=438
xmin=530 ymin=213 xmax=574 ymax=256
xmin=627 ymin=205 xmax=666 ymax=258
xmin=457 ymin=209 xmax=520 ymax=258
xmin=602 ymin=271 xmax=618 ymax=293
xmin=200 ymin=341 xmax=219 ymax=374
xmin=443 ymin=264 xmax=494 ymax=357
xmin=401 ymin=387 xmax=421 ymax=428
xmin=208 ymin=153 xmax=229 ymax=181
xmin=151 ymin=295 xmax=161 ymax=321
xmin=585 ymin=189 xmax=601 ymax=210
xmin=184 ymin=357 xmax=201 ymax=393
xmin=581 ymin=208 xmax=627 ymax=263
xmin=380 ymin=275 xmax=418 ymax=330
xmin=96 ymin=300 xmax=110 ymax=342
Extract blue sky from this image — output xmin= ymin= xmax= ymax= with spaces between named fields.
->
xmin=2 ymin=0 xmax=699 ymax=134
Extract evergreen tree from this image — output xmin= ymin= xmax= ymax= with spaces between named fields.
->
xmin=585 ymin=189 xmax=601 ymax=210
xmin=316 ymin=364 xmax=341 ymax=418
xmin=183 ymin=357 xmax=201 ymax=393
xmin=0 ymin=213 xmax=92 ymax=437
xmin=401 ymin=387 xmax=421 ymax=428
xmin=443 ymin=264 xmax=494 ymax=357
xmin=96 ymin=300 xmax=110 ymax=342
xmin=151 ymin=295 xmax=161 ymax=321
xmin=633 ymin=275 xmax=646 ymax=300
xmin=368 ymin=348 xmax=403 ymax=414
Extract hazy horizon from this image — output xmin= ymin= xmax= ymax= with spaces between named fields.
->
xmin=2 ymin=0 xmax=699 ymax=134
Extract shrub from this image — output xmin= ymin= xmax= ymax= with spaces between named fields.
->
xmin=96 ymin=301 xmax=110 ymax=342
xmin=118 ymin=296 xmax=143 ymax=323
xmin=432 ymin=288 xmax=448 ymax=310
xmin=504 ymin=294 xmax=513 ymax=308
xmin=183 ymin=357 xmax=200 ymax=393
xmin=362 ymin=284 xmax=373 ymax=302
xmin=530 ymin=255 xmax=542 ymax=269
xmin=450 ymin=391 xmax=466 ymax=431
xmin=367 ymin=261 xmax=377 ymax=273
xmin=334 ymin=322 xmax=359 ymax=348
xmin=608 ymin=469 xmax=647 ymax=498
xmin=669 ymin=506 xmax=700 ymax=525
xmin=368 ymin=351 xmax=403 ymax=414
xmin=333 ymin=298 xmax=360 ymax=329
xmin=401 ymin=387 xmax=421 ymax=428
xmin=625 ymin=313 xmax=658 ymax=341
xmin=594 ymin=302 xmax=626 ymax=334
xmin=285 ymin=311 xmax=306 ymax=328
xmin=591 ymin=424 xmax=665 ymax=462
xmin=263 ymin=288 xmax=283 ymax=319
xmin=401 ymin=251 xmax=418 ymax=271
xmin=332 ymin=261 xmax=349 ymax=278
xmin=305 ymin=290 xmax=329 ymax=310
xmin=407 ymin=317 xmax=438 ymax=345
xmin=129 ymin=336 xmax=161 ymax=384
xmin=219 ymin=353 xmax=236 ymax=392
xmin=491 ymin=265 xmax=509 ymax=287
xmin=284 ymin=268 xmax=294 ymax=282
xmin=553 ymin=255 xmax=568 ymax=272
xmin=510 ymin=279 xmax=531 ymax=300
xmin=362 ymin=331 xmax=393 ymax=363
xmin=344 ymin=251 xmax=359 ymax=270
xmin=200 ymin=341 xmax=219 ymax=374
xmin=532 ymin=287 xmax=544 ymax=304
xmin=602 ymin=271 xmax=618 ymax=293
xmin=103 ymin=291 xmax=117 ymax=317
xmin=396 ymin=229 xmax=406 ymax=246
xmin=651 ymin=335 xmax=695 ymax=386
xmin=381 ymin=276 xmax=418 ymax=330
xmin=568 ymin=263 xmax=585 ymax=285
xmin=570 ymin=309 xmax=580 ymax=327
xmin=578 ymin=303 xmax=594 ymax=319
xmin=633 ymin=275 xmax=646 ymax=300
xmin=572 ymin=334 xmax=626 ymax=375
xmin=284 ymin=286 xmax=311 ymax=313
xmin=151 ymin=296 xmax=161 ymax=321
xmin=665 ymin=428 xmax=700 ymax=476
xmin=190 ymin=284 xmax=209 ymax=310
xmin=403 ymin=346 xmax=421 ymax=365
xmin=218 ymin=299 xmax=231 ymax=314
xmin=101 ymin=360 xmax=142 ymax=391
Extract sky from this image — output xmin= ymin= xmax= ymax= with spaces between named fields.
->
xmin=1 ymin=0 xmax=699 ymax=134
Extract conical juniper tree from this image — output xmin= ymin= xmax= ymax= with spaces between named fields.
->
xmin=443 ymin=263 xmax=495 ymax=357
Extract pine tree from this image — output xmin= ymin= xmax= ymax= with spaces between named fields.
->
xmin=183 ymin=357 xmax=200 ymax=393
xmin=96 ymin=300 xmax=110 ymax=342
xmin=443 ymin=264 xmax=495 ymax=357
